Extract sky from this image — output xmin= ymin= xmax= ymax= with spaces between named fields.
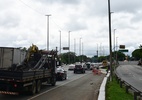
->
xmin=0 ymin=0 xmax=142 ymax=57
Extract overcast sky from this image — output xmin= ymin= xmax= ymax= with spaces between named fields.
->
xmin=0 ymin=0 xmax=142 ymax=57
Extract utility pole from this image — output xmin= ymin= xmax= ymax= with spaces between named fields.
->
xmin=45 ymin=14 xmax=51 ymax=51
xmin=108 ymin=0 xmax=113 ymax=81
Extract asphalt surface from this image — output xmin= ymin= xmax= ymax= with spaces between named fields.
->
xmin=0 ymin=66 xmax=105 ymax=100
xmin=116 ymin=61 xmax=142 ymax=92
xmin=28 ymin=72 xmax=105 ymax=100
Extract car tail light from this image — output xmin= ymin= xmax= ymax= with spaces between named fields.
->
xmin=60 ymin=73 xmax=63 ymax=75
xmin=14 ymin=84 xmax=17 ymax=88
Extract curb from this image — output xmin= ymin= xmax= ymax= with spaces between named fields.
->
xmin=98 ymin=72 xmax=110 ymax=100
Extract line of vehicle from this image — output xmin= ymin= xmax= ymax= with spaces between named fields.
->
xmin=27 ymin=73 xmax=88 ymax=100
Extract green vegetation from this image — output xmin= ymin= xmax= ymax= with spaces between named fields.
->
xmin=106 ymin=77 xmax=133 ymax=100
xmin=59 ymin=50 xmax=126 ymax=64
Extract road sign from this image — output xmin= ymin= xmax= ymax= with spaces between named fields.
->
xmin=119 ymin=45 xmax=125 ymax=49
xmin=119 ymin=49 xmax=128 ymax=52
xmin=63 ymin=47 xmax=69 ymax=50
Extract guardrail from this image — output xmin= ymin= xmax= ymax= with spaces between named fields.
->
xmin=115 ymin=70 xmax=142 ymax=100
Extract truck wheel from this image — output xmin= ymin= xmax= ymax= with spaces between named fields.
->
xmin=51 ymin=76 xmax=56 ymax=86
xmin=36 ymin=80 xmax=41 ymax=93
xmin=65 ymin=75 xmax=67 ymax=80
xmin=29 ymin=81 xmax=36 ymax=95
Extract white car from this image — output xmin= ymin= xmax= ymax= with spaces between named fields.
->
xmin=56 ymin=66 xmax=67 ymax=80
xmin=68 ymin=64 xmax=75 ymax=70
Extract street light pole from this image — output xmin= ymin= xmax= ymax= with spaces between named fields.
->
xmin=79 ymin=38 xmax=82 ymax=62
xmin=74 ymin=38 xmax=76 ymax=63
xmin=82 ymin=42 xmax=83 ymax=62
xmin=59 ymin=30 xmax=61 ymax=54
xmin=97 ymin=43 xmax=98 ymax=57
xmin=68 ymin=31 xmax=71 ymax=64
xmin=114 ymin=29 xmax=116 ymax=52
xmin=116 ymin=37 xmax=118 ymax=66
xmin=108 ymin=0 xmax=113 ymax=81
xmin=68 ymin=31 xmax=71 ymax=52
xmin=45 ymin=14 xmax=51 ymax=51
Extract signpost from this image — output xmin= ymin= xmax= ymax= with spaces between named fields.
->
xmin=119 ymin=49 xmax=128 ymax=52
xmin=119 ymin=45 xmax=125 ymax=49
xmin=63 ymin=47 xmax=69 ymax=50
xmin=119 ymin=45 xmax=128 ymax=52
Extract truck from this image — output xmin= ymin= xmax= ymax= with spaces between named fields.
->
xmin=0 ymin=44 xmax=59 ymax=95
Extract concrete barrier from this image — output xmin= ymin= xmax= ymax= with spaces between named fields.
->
xmin=98 ymin=72 xmax=110 ymax=100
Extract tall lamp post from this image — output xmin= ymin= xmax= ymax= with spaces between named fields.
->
xmin=68 ymin=31 xmax=71 ymax=64
xmin=59 ymin=30 xmax=61 ymax=54
xmin=116 ymin=37 xmax=118 ymax=66
xmin=79 ymin=38 xmax=82 ymax=62
xmin=45 ymin=14 xmax=51 ymax=51
xmin=108 ymin=0 xmax=113 ymax=81
xmin=113 ymin=29 xmax=116 ymax=52
xmin=74 ymin=38 xmax=76 ymax=63
xmin=113 ymin=29 xmax=116 ymax=64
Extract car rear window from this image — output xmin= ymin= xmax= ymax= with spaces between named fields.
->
xmin=75 ymin=65 xmax=82 ymax=68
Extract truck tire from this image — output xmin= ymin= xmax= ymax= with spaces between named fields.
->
xmin=29 ymin=81 xmax=36 ymax=95
xmin=36 ymin=80 xmax=41 ymax=93
xmin=65 ymin=75 xmax=67 ymax=80
xmin=51 ymin=76 xmax=56 ymax=86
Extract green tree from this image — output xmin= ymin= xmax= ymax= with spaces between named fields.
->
xmin=115 ymin=51 xmax=125 ymax=61
xmin=60 ymin=52 xmax=76 ymax=64
xmin=132 ymin=49 xmax=142 ymax=60
xmin=106 ymin=51 xmax=125 ymax=61
xmin=98 ymin=56 xmax=106 ymax=62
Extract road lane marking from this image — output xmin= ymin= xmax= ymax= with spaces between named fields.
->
xmin=27 ymin=74 xmax=87 ymax=100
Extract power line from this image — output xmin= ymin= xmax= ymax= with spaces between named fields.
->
xmin=18 ymin=0 xmax=65 ymax=30
xmin=18 ymin=0 xmax=44 ymax=15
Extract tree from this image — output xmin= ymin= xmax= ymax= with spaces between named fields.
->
xmin=131 ymin=45 xmax=142 ymax=60
xmin=98 ymin=56 xmax=106 ymax=62
xmin=107 ymin=51 xmax=125 ymax=61
xmin=132 ymin=49 xmax=142 ymax=60
xmin=60 ymin=52 xmax=76 ymax=64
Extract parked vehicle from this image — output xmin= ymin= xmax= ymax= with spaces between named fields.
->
xmin=56 ymin=66 xmax=67 ymax=81
xmin=82 ymin=63 xmax=87 ymax=70
xmin=74 ymin=64 xmax=85 ymax=74
xmin=86 ymin=62 xmax=91 ymax=70
xmin=68 ymin=64 xmax=75 ymax=70
xmin=0 ymin=44 xmax=59 ymax=95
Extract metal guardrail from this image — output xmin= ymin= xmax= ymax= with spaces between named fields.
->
xmin=115 ymin=69 xmax=142 ymax=100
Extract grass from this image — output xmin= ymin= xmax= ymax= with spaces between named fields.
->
xmin=106 ymin=77 xmax=133 ymax=100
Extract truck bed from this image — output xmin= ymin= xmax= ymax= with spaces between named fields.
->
xmin=0 ymin=69 xmax=51 ymax=82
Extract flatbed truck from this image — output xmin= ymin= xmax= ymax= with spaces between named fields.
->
xmin=0 ymin=45 xmax=58 ymax=95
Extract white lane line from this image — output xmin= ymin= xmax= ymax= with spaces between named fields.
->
xmin=27 ymin=74 xmax=87 ymax=100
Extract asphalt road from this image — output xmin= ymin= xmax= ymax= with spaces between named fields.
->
xmin=116 ymin=61 xmax=142 ymax=92
xmin=0 ymin=66 xmax=105 ymax=100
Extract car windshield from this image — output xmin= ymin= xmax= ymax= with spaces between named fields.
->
xmin=57 ymin=67 xmax=64 ymax=72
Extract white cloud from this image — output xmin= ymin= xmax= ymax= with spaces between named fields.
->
xmin=0 ymin=0 xmax=142 ymax=57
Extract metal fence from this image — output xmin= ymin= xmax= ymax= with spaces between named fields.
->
xmin=115 ymin=70 xmax=142 ymax=100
